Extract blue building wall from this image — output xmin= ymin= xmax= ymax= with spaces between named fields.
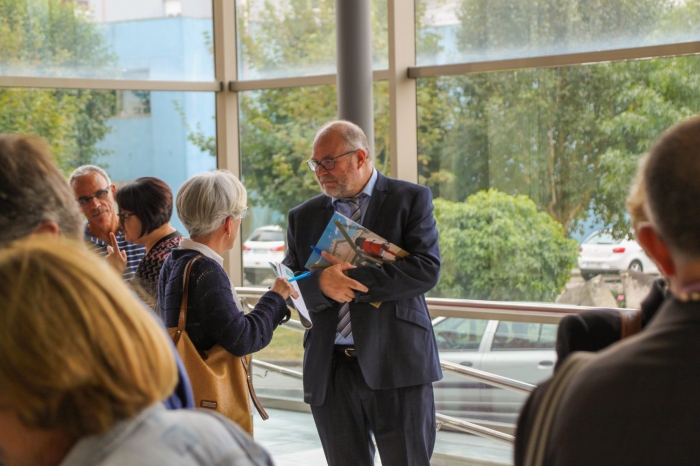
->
xmin=96 ymin=18 xmax=216 ymax=234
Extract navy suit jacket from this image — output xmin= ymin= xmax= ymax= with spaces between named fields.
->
xmin=283 ymin=172 xmax=443 ymax=406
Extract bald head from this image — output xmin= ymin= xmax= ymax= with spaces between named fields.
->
xmin=314 ymin=120 xmax=372 ymax=162
xmin=644 ymin=115 xmax=700 ymax=259
xmin=311 ymin=120 xmax=373 ymax=198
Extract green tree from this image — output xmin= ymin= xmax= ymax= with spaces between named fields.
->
xmin=229 ymin=0 xmax=391 ymax=217
xmin=0 ymin=0 xmax=117 ymax=174
xmin=431 ymin=190 xmax=579 ymax=301
xmin=419 ymin=0 xmax=700 ymax=236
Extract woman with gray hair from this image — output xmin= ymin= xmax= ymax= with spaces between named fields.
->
xmin=158 ymin=170 xmax=297 ymax=428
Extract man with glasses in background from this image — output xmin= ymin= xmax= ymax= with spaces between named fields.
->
xmin=283 ymin=120 xmax=442 ymax=466
xmin=70 ymin=165 xmax=145 ymax=281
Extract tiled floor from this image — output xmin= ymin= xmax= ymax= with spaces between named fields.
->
xmin=254 ymin=409 xmax=513 ymax=466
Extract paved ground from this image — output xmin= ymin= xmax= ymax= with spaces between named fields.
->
xmin=254 ymin=408 xmax=513 ymax=466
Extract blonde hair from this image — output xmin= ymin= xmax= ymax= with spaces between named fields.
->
xmin=176 ymin=169 xmax=248 ymax=238
xmin=626 ymin=154 xmax=649 ymax=230
xmin=0 ymin=237 xmax=177 ymax=437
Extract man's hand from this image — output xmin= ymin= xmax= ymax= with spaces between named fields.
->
xmin=320 ymin=250 xmax=343 ymax=266
xmin=318 ymin=251 xmax=368 ymax=302
xmin=106 ymin=232 xmax=127 ymax=275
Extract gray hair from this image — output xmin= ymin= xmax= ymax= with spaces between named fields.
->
xmin=176 ymin=170 xmax=248 ymax=238
xmin=0 ymin=134 xmax=82 ymax=247
xmin=69 ymin=164 xmax=111 ymax=186
xmin=313 ymin=120 xmax=372 ymax=161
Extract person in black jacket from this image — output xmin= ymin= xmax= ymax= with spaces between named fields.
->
xmin=516 ymin=115 xmax=700 ymax=465
xmin=554 ymin=156 xmax=667 ymax=369
xmin=159 ymin=169 xmax=297 ymax=357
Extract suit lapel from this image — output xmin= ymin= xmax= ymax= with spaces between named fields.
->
xmin=363 ymin=172 xmax=388 ymax=232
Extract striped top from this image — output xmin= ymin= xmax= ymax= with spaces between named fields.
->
xmin=84 ymin=223 xmax=146 ymax=282
xmin=132 ymin=231 xmax=183 ymax=306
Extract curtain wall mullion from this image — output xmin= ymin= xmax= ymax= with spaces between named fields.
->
xmin=213 ymin=0 xmax=243 ymax=285
xmin=388 ymin=0 xmax=418 ymax=183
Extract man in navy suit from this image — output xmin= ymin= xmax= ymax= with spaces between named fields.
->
xmin=283 ymin=120 xmax=442 ymax=466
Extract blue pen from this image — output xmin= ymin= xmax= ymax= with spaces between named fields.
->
xmin=287 ymin=271 xmax=311 ymax=283
xmin=310 ymin=245 xmax=323 ymax=255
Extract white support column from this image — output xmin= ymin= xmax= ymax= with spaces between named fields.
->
xmin=387 ymin=0 xmax=418 ymax=183
xmin=213 ymin=0 xmax=243 ymax=285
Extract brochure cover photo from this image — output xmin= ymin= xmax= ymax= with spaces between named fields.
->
xmin=305 ymin=212 xmax=409 ymax=270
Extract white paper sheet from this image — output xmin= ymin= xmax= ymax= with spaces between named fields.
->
xmin=269 ymin=261 xmax=312 ymax=328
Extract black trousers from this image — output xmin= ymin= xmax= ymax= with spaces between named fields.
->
xmin=310 ymin=348 xmax=436 ymax=466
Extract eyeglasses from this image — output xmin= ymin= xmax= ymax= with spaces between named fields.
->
xmin=306 ymin=149 xmax=358 ymax=172
xmin=117 ymin=212 xmax=136 ymax=222
xmin=77 ymin=188 xmax=110 ymax=206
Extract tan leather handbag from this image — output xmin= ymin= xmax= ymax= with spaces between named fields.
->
xmin=168 ymin=255 xmax=268 ymax=435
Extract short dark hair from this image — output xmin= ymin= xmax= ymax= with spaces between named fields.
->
xmin=115 ymin=177 xmax=173 ymax=238
xmin=644 ymin=115 xmax=700 ymax=258
xmin=0 ymin=134 xmax=82 ymax=246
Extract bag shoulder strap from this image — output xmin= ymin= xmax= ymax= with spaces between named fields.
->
xmin=241 ymin=355 xmax=269 ymax=420
xmin=172 ymin=254 xmax=202 ymax=344
xmin=620 ymin=308 xmax=643 ymax=340
xmin=524 ymin=351 xmax=594 ymax=466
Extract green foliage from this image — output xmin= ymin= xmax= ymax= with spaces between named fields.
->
xmin=431 ymin=190 xmax=579 ymax=301
xmin=419 ymin=0 xmax=700 ymax=237
xmin=0 ymin=0 xmax=117 ymax=174
xmin=214 ymin=0 xmax=388 ymax=216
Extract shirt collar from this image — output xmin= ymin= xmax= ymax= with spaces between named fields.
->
xmin=331 ymin=167 xmax=378 ymax=203
xmin=84 ymin=222 xmax=123 ymax=246
xmin=180 ymin=238 xmax=224 ymax=266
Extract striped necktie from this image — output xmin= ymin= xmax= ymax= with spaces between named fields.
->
xmin=336 ymin=196 xmax=363 ymax=338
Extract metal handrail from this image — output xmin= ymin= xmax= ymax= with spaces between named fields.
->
xmin=440 ymin=361 xmax=535 ymax=394
xmin=251 ymin=359 xmax=517 ymax=445
xmin=281 ymin=318 xmax=306 ymax=332
xmin=436 ymin=413 xmax=514 ymax=444
xmin=253 ymin=344 xmax=534 ymax=395
xmin=237 ymin=286 xmax=628 ymax=325
xmin=252 ymin=359 xmax=303 ymax=379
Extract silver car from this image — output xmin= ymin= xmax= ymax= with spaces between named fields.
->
xmin=433 ymin=317 xmax=557 ymax=426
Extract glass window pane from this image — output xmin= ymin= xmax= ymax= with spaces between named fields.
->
xmin=238 ymin=82 xmax=389 ymax=287
xmin=1 ymin=0 xmax=214 ymax=80
xmin=434 ymin=318 xmax=489 ymax=351
xmin=491 ymin=322 xmax=557 ymax=350
xmin=419 ymin=55 xmax=700 ymax=302
xmin=417 ymin=0 xmax=700 ymax=66
xmin=236 ymin=0 xmax=388 ymax=80
xmin=99 ymin=90 xmax=216 ymax=233
xmin=0 ymin=87 xmax=216 ymax=233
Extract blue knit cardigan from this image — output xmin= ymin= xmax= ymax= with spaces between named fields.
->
xmin=158 ymin=248 xmax=290 ymax=356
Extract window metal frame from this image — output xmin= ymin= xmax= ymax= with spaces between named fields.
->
xmin=1 ymin=2 xmax=699 ymax=283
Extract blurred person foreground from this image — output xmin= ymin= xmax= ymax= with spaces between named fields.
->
xmin=0 ymin=237 xmax=274 ymax=466
xmin=516 ymin=115 xmax=700 ymax=466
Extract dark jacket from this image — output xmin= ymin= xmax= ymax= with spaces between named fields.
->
xmin=516 ymin=296 xmax=700 ymax=465
xmin=159 ymin=248 xmax=289 ymax=356
xmin=555 ymin=278 xmax=667 ymax=369
xmin=283 ymin=172 xmax=443 ymax=406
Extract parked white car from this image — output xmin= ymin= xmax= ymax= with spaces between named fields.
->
xmin=243 ymin=225 xmax=285 ymax=285
xmin=433 ymin=317 xmax=557 ymax=425
xmin=578 ymin=230 xmax=658 ymax=280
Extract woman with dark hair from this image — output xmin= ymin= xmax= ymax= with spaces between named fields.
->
xmin=115 ymin=177 xmax=183 ymax=306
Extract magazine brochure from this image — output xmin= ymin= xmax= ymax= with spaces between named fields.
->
xmin=304 ymin=212 xmax=409 ymax=307
xmin=269 ymin=261 xmax=312 ymax=328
